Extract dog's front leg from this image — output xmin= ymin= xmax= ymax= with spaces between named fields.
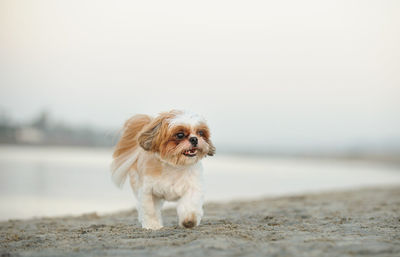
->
xmin=177 ymin=188 xmax=204 ymax=228
xmin=137 ymin=191 xmax=164 ymax=230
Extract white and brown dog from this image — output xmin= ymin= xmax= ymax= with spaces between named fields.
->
xmin=111 ymin=110 xmax=215 ymax=229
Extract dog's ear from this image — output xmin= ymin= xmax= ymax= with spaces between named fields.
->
xmin=138 ymin=119 xmax=163 ymax=151
xmin=138 ymin=112 xmax=175 ymax=151
xmin=207 ymin=140 xmax=216 ymax=156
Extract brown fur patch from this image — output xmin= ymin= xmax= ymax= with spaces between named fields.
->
xmin=138 ymin=111 xmax=179 ymax=151
xmin=207 ymin=140 xmax=216 ymax=156
xmin=111 ymin=114 xmax=152 ymax=181
xmin=182 ymin=213 xmax=197 ymax=228
xmin=113 ymin=114 xmax=151 ymax=159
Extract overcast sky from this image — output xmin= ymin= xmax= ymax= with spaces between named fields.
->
xmin=1 ymin=0 xmax=399 ymax=152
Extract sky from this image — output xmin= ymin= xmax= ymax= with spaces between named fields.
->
xmin=0 ymin=0 xmax=399 ymax=152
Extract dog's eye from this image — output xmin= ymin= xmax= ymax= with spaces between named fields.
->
xmin=198 ymin=130 xmax=204 ymax=137
xmin=176 ymin=132 xmax=185 ymax=139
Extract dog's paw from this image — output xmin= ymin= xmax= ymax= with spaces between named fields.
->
xmin=142 ymin=224 xmax=163 ymax=230
xmin=141 ymin=221 xmax=163 ymax=230
xmin=180 ymin=213 xmax=198 ymax=228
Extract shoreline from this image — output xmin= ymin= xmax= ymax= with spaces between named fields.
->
xmin=1 ymin=144 xmax=399 ymax=168
xmin=1 ymin=186 xmax=400 ymax=257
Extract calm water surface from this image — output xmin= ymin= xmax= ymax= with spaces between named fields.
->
xmin=0 ymin=145 xmax=399 ymax=221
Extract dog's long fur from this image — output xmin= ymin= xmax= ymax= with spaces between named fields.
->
xmin=111 ymin=114 xmax=152 ymax=187
xmin=111 ymin=110 xmax=214 ymax=229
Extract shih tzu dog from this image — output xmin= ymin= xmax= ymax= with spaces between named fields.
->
xmin=111 ymin=110 xmax=215 ymax=230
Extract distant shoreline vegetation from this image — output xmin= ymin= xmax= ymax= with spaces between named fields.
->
xmin=0 ymin=110 xmax=116 ymax=147
xmin=1 ymin=110 xmax=399 ymax=167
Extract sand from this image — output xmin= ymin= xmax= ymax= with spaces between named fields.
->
xmin=1 ymin=186 xmax=400 ymax=257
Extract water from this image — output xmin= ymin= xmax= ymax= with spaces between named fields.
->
xmin=0 ymin=145 xmax=399 ymax=221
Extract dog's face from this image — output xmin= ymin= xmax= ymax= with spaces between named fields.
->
xmin=138 ymin=110 xmax=215 ymax=166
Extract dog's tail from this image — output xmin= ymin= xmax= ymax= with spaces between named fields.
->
xmin=111 ymin=114 xmax=152 ymax=188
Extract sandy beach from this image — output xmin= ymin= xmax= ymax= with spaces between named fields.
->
xmin=1 ymin=186 xmax=399 ymax=257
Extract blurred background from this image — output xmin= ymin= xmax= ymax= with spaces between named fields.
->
xmin=1 ymin=0 xmax=399 ymax=220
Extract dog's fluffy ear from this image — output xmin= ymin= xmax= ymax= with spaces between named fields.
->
xmin=138 ymin=119 xmax=162 ymax=151
xmin=207 ymin=140 xmax=216 ymax=156
xmin=138 ymin=112 xmax=174 ymax=151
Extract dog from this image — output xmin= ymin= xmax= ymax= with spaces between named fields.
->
xmin=111 ymin=110 xmax=215 ymax=229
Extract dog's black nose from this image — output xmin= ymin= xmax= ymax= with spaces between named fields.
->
xmin=189 ymin=137 xmax=198 ymax=146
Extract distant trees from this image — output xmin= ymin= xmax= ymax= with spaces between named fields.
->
xmin=31 ymin=110 xmax=50 ymax=131
xmin=0 ymin=108 xmax=16 ymax=143
xmin=0 ymin=109 xmax=116 ymax=147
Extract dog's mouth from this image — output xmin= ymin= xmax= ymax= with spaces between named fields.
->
xmin=183 ymin=148 xmax=198 ymax=157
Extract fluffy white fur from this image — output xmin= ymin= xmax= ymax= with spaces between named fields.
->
xmin=111 ymin=150 xmax=139 ymax=188
xmin=168 ymin=111 xmax=206 ymax=128
xmin=132 ymin=161 xmax=204 ymax=229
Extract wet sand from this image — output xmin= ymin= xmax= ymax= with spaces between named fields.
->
xmin=1 ymin=186 xmax=400 ymax=257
